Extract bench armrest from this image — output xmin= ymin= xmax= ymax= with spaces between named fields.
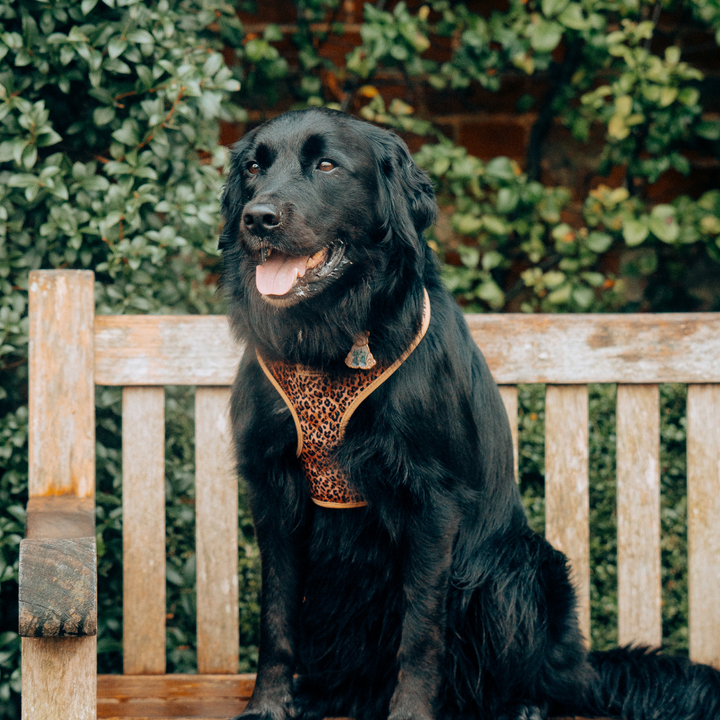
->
xmin=18 ymin=497 xmax=97 ymax=637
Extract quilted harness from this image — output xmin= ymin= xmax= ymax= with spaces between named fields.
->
xmin=257 ymin=289 xmax=431 ymax=508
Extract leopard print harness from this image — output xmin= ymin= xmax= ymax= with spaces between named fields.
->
xmin=257 ymin=288 xmax=431 ymax=509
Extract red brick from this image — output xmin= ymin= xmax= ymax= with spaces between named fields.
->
xmin=459 ymin=119 xmax=529 ymax=161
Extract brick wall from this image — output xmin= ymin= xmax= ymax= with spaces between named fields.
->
xmin=224 ymin=1 xmax=719 ymax=204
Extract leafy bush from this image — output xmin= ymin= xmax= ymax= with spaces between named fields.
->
xmin=1 ymin=0 xmax=717 ymax=716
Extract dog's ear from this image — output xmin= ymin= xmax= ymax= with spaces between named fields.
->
xmin=219 ymin=132 xmax=256 ymax=250
xmin=369 ymin=128 xmax=438 ymax=247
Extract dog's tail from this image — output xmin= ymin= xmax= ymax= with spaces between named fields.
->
xmin=575 ymin=645 xmax=720 ymax=720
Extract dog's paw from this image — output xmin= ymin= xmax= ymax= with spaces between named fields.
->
xmin=230 ymin=696 xmax=297 ymax=720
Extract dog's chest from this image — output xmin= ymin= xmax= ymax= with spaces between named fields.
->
xmin=258 ymin=357 xmax=384 ymax=508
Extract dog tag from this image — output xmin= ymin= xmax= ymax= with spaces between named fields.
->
xmin=345 ymin=333 xmax=376 ymax=369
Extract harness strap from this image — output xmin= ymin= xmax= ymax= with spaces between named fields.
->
xmin=257 ymin=288 xmax=431 ymax=508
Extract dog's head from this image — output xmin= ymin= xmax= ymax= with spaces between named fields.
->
xmin=220 ymin=108 xmax=437 ymax=310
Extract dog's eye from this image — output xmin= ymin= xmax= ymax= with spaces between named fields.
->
xmin=317 ymin=160 xmax=335 ymax=172
xmin=247 ymin=162 xmax=260 ymax=175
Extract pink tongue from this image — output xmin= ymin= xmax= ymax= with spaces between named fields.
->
xmin=256 ymin=252 xmax=308 ymax=296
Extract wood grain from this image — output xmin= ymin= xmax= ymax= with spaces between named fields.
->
xmin=545 ymin=385 xmax=590 ymax=646
xmin=123 ymin=387 xmax=166 ymax=675
xmin=95 ymin=315 xmax=242 ymax=386
xmin=94 ymin=313 xmax=720 ymax=386
xmin=19 ymin=538 xmax=97 ymax=637
xmin=195 ymin=388 xmax=239 ymax=674
xmin=95 ymin=674 xmax=599 ymax=719
xmin=498 ymin=386 xmax=518 ymax=482
xmin=98 ymin=673 xmax=252 ymax=719
xmin=469 ymin=313 xmax=720 ymax=384
xmin=22 ymin=636 xmax=96 ymax=720
xmin=687 ymin=384 xmax=720 ymax=668
xmin=24 ymin=497 xmax=95 ymax=540
xmin=616 ymin=385 xmax=661 ymax=648
xmin=29 ymin=270 xmax=95 ymax=498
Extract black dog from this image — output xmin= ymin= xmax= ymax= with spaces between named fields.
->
xmin=220 ymin=108 xmax=720 ymax=720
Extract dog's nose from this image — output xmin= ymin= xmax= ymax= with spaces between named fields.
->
xmin=243 ymin=203 xmax=282 ymax=233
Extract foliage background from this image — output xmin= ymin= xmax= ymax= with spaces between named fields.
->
xmin=1 ymin=0 xmax=718 ymax=716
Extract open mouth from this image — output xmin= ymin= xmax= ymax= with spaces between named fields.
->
xmin=255 ymin=241 xmax=345 ymax=299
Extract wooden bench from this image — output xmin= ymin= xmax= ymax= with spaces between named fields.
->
xmin=20 ymin=269 xmax=720 ymax=720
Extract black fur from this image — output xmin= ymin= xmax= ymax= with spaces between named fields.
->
xmin=220 ymin=108 xmax=720 ymax=720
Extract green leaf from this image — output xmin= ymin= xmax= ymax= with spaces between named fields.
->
xmin=585 ymin=231 xmax=613 ymax=253
xmin=108 ymin=37 xmax=127 ymax=60
xmin=127 ymin=30 xmax=154 ymax=45
xmin=530 ymin=20 xmax=563 ymax=53
xmin=496 ymin=187 xmax=519 ymax=214
xmin=547 ymin=282 xmax=572 ymax=304
xmin=482 ymin=250 xmax=503 ymax=271
xmin=111 ymin=119 xmax=139 ymax=146
xmin=648 ymin=205 xmax=679 ymax=243
xmin=696 ymin=121 xmax=720 ymax=140
xmin=81 ymin=0 xmax=99 ymax=14
xmin=542 ymin=0 xmax=570 ymax=17
xmin=93 ymin=106 xmax=115 ymax=126
xmin=623 ymin=219 xmax=649 ymax=247
xmin=558 ymin=3 xmax=589 ymax=31
xmin=485 ymin=157 xmax=515 ymax=181
xmin=572 ymin=285 xmax=594 ymax=308
xmin=476 ymin=278 xmax=504 ymax=307
xmin=453 ymin=214 xmax=483 ymax=235
xmin=263 ymin=24 xmax=283 ymax=42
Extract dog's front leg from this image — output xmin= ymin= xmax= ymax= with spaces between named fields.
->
xmin=388 ymin=506 xmax=458 ymax=720
xmin=235 ymin=520 xmax=303 ymax=720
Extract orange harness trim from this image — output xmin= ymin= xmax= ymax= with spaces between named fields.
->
xmin=257 ymin=289 xmax=431 ymax=508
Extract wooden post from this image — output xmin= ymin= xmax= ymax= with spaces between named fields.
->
xmin=687 ymin=384 xmax=720 ymax=668
xmin=616 ymin=385 xmax=661 ymax=648
xmin=122 ymin=386 xmax=167 ymax=674
xmin=195 ymin=387 xmax=239 ymax=673
xmin=23 ymin=270 xmax=96 ymax=720
xmin=498 ymin=386 xmax=518 ymax=482
xmin=545 ymin=385 xmax=590 ymax=646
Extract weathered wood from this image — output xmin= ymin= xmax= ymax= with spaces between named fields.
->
xmin=469 ymin=313 xmax=720 ymax=384
xmin=97 ymin=673 xmax=252 ymax=719
xmin=195 ymin=387 xmax=239 ymax=674
xmin=19 ymin=538 xmax=97 ymax=637
xmin=95 ymin=674 xmax=597 ymax=720
xmin=22 ymin=636 xmax=96 ymax=720
xmin=94 ymin=313 xmax=720 ymax=386
xmin=545 ymin=385 xmax=590 ymax=645
xmin=123 ymin=386 xmax=166 ymax=675
xmin=95 ymin=315 xmax=242 ymax=386
xmin=687 ymin=384 xmax=720 ymax=668
xmin=29 ymin=270 xmax=95 ymax=498
xmin=498 ymin=386 xmax=518 ymax=482
xmin=24 ymin=497 xmax=95 ymax=539
xmin=616 ymin=385 xmax=661 ymax=648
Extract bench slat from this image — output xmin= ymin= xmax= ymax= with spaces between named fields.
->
xmin=123 ymin=387 xmax=167 ymax=675
xmin=498 ymin=386 xmax=518 ymax=482
xmin=195 ymin=388 xmax=239 ymax=674
xmin=616 ymin=384 xmax=661 ymax=647
xmin=545 ymin=385 xmax=590 ymax=645
xmin=95 ymin=674 xmax=600 ymax=719
xmin=95 ymin=316 xmax=241 ymax=386
xmin=94 ymin=313 xmax=720 ymax=386
xmin=687 ymin=384 xmax=720 ymax=668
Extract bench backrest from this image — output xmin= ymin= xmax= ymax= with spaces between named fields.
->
xmin=28 ymin=269 xmax=720 ymax=676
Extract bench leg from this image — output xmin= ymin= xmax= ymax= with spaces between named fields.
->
xmin=22 ymin=636 xmax=96 ymax=720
